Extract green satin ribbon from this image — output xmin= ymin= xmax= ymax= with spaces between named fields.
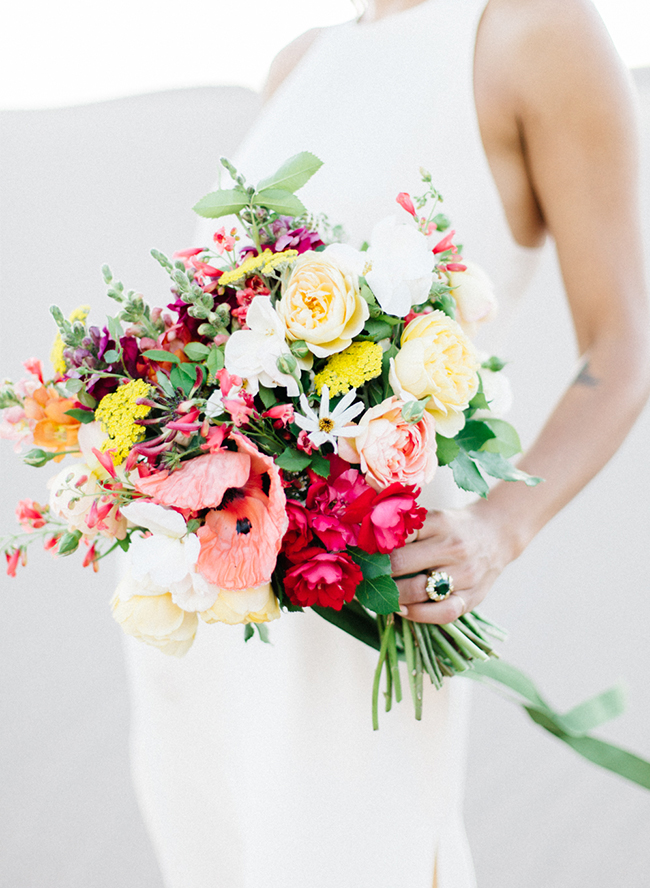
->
xmin=313 ymin=603 xmax=650 ymax=791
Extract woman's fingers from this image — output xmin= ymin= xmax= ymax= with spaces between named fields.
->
xmin=401 ymin=592 xmax=468 ymax=625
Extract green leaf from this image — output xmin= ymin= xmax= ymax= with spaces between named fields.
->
xmin=255 ymin=189 xmax=306 ymax=217
xmin=156 ymin=371 xmax=175 ymax=398
xmin=102 ymin=349 xmax=120 ymax=364
xmin=480 ymin=418 xmax=522 ymax=458
xmin=64 ymin=408 xmax=95 ymax=424
xmin=64 ymin=378 xmax=84 ymax=394
xmin=256 ymin=151 xmax=323 ymax=194
xmin=183 ymin=342 xmax=210 ymax=361
xmin=349 ymin=547 xmax=392 ymax=581
xmin=243 ymin=624 xmax=255 ymax=642
xmin=257 ymin=384 xmax=277 ymax=409
xmin=143 ymin=349 xmax=181 ymax=364
xmin=470 ymin=450 xmax=543 ymax=487
xmin=355 ymin=575 xmax=400 ymax=616
xmin=312 ymin=601 xmax=381 ymax=651
xmin=455 ymin=419 xmax=496 ymax=452
xmin=467 ymin=389 xmax=490 ymax=412
xmin=360 ymin=281 xmax=377 ymax=306
xmin=193 ymin=188 xmax=248 ymax=219
xmin=361 ymin=318 xmax=393 ymax=341
xmin=206 ymin=346 xmax=225 ymax=377
xmin=308 ymin=450 xmax=331 ymax=478
xmin=275 ymin=446 xmax=312 ymax=473
xmin=436 ymin=434 xmax=459 ymax=466
xmin=107 ymin=315 xmax=123 ymax=343
xmin=449 ymin=451 xmax=489 ymax=498
xmin=77 ymin=391 xmax=97 ymax=409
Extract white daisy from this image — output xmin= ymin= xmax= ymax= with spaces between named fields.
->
xmin=294 ymin=385 xmax=364 ymax=452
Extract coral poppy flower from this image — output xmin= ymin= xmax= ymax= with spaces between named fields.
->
xmin=135 ymin=432 xmax=287 ymax=590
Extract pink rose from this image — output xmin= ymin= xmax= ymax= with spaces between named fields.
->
xmin=339 ymin=396 xmax=437 ymax=491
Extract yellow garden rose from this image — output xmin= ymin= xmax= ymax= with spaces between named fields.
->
xmin=277 ymin=246 xmax=369 ymax=358
xmin=390 ymin=310 xmax=479 ymax=436
xmin=111 ymin=591 xmax=198 ymax=657
xmin=200 ymin=583 xmax=281 ymax=626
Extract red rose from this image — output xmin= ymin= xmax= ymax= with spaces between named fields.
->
xmin=343 ymin=483 xmax=427 ymax=555
xmin=306 ymin=458 xmax=371 ymax=549
xmin=282 ymin=500 xmax=313 ymax=558
xmin=283 ymin=548 xmax=363 ymax=610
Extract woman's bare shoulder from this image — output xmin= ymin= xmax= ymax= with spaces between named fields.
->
xmin=262 ymin=28 xmax=327 ymax=102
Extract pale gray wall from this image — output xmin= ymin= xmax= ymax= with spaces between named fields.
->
xmin=1 ymin=71 xmax=649 ymax=887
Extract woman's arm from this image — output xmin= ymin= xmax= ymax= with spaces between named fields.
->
xmin=393 ymin=0 xmax=650 ymax=622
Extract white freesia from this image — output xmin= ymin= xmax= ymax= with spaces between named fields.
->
xmin=294 ymin=385 xmax=364 ymax=452
xmin=120 ymin=501 xmax=204 ymax=609
xmin=365 ymin=215 xmax=435 ymax=317
xmin=475 ymin=368 xmax=513 ymax=419
xmin=224 ymin=296 xmax=309 ymax=396
xmin=447 ymin=261 xmax=498 ymax=337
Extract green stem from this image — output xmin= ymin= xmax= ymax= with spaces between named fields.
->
xmin=386 ymin=617 xmax=402 ymax=703
xmin=412 ymin=621 xmax=443 ymax=689
xmin=402 ymin=619 xmax=418 ymax=710
xmin=430 ymin=626 xmax=470 ymax=673
xmin=443 ymin=621 xmax=490 ymax=662
xmin=414 ymin=640 xmax=423 ymax=720
xmin=372 ymin=616 xmax=392 ymax=730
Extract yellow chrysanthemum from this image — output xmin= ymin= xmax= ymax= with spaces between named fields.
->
xmin=49 ymin=305 xmax=91 ymax=376
xmin=314 ymin=341 xmax=383 ymax=397
xmin=95 ymin=379 xmax=153 ymax=464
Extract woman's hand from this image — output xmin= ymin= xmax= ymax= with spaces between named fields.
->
xmin=391 ymin=503 xmax=512 ymax=624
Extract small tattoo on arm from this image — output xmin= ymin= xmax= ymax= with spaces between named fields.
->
xmin=573 ymin=362 xmax=600 ymax=388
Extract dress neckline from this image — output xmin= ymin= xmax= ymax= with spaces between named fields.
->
xmin=353 ymin=0 xmax=438 ymax=31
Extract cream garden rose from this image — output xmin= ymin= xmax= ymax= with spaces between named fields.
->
xmin=200 ymin=583 xmax=281 ymax=626
xmin=390 ymin=310 xmax=480 ymax=436
xmin=277 ymin=245 xmax=369 ymax=358
xmin=111 ymin=590 xmax=198 ymax=657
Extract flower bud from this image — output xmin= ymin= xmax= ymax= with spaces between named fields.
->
xmin=277 ymin=353 xmax=298 ymax=376
xmin=57 ymin=529 xmax=83 ymax=556
xmin=23 ymin=448 xmax=52 ymax=467
xmin=401 ymin=398 xmax=431 ymax=424
xmin=289 ymin=339 xmax=310 ymax=359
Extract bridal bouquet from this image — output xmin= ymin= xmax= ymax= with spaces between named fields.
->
xmin=4 ymin=153 xmax=650 ymax=786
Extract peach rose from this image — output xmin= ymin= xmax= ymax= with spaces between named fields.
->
xmin=390 ymin=310 xmax=479 ymax=436
xmin=339 ymin=396 xmax=437 ymax=491
xmin=277 ymin=245 xmax=369 ymax=358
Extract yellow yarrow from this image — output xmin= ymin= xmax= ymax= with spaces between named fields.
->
xmin=219 ymin=250 xmax=299 ymax=287
xmin=262 ymin=249 xmax=299 ymax=274
xmin=50 ymin=305 xmax=92 ymax=376
xmin=95 ymin=379 xmax=153 ymax=464
xmin=314 ymin=341 xmax=383 ymax=397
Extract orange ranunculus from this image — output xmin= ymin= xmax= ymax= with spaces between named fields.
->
xmin=23 ymin=386 xmax=81 ymax=458
xmin=135 ymin=432 xmax=287 ymax=591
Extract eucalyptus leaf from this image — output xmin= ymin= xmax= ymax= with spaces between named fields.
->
xmin=193 ymin=188 xmax=248 ymax=219
xmin=256 ymin=151 xmax=323 ymax=194
xmin=355 ymin=575 xmax=400 ymax=616
xmin=255 ymin=189 xmax=307 ymax=217
xmin=102 ymin=349 xmax=120 ymax=364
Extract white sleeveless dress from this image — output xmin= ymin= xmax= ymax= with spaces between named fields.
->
xmin=125 ymin=3 xmax=543 ymax=886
